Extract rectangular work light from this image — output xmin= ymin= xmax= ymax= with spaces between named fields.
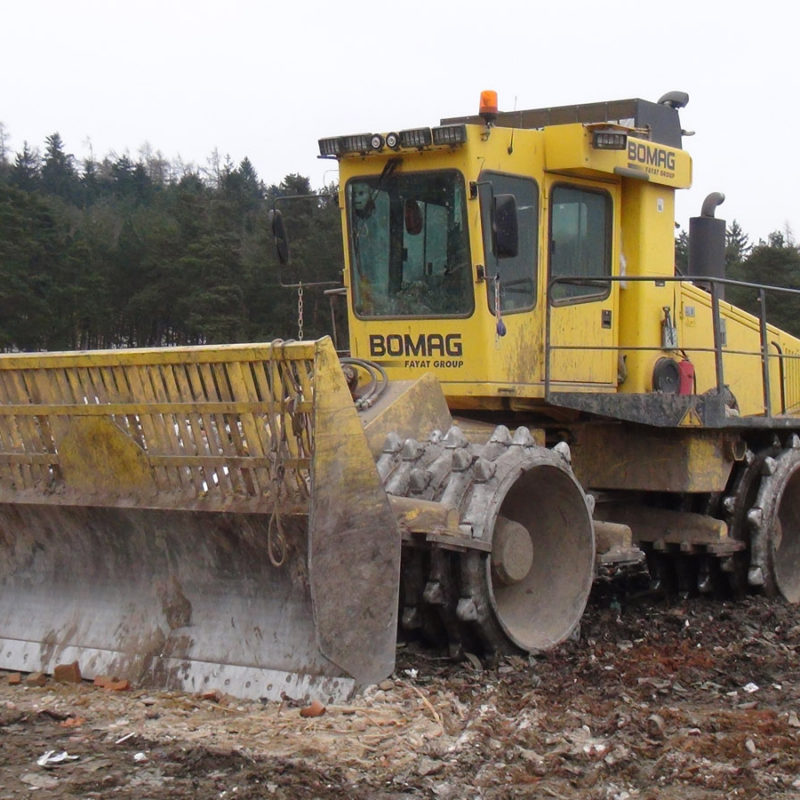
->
xmin=399 ymin=128 xmax=433 ymax=149
xmin=432 ymin=124 xmax=467 ymax=146
xmin=592 ymin=131 xmax=628 ymax=150
xmin=318 ymin=137 xmax=342 ymax=157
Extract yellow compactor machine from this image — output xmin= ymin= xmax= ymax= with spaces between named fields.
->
xmin=3 ymin=91 xmax=800 ymax=701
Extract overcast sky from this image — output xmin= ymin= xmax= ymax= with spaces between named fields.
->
xmin=1 ymin=0 xmax=796 ymax=244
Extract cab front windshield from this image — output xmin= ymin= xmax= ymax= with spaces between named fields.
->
xmin=347 ymin=171 xmax=473 ymax=317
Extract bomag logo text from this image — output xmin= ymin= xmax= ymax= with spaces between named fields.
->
xmin=369 ymin=333 xmax=464 ymax=368
xmin=627 ymin=141 xmax=676 ymax=176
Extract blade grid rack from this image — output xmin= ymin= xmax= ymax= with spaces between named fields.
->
xmin=0 ymin=341 xmax=319 ymax=513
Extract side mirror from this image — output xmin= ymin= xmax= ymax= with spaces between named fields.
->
xmin=270 ymin=209 xmax=289 ymax=265
xmin=404 ymin=199 xmax=423 ymax=236
xmin=492 ymin=194 xmax=518 ymax=259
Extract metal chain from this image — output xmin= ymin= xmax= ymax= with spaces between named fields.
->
xmin=266 ymin=353 xmax=288 ymax=568
xmin=267 ymin=465 xmax=288 ymax=568
xmin=297 ymin=283 xmax=304 ymax=341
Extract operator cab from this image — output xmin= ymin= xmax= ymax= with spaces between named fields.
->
xmin=317 ymin=91 xmax=692 ymax=406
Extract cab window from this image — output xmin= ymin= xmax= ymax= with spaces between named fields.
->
xmin=549 ymin=185 xmax=612 ymax=303
xmin=346 ymin=171 xmax=473 ymax=318
xmin=478 ymin=172 xmax=538 ymax=314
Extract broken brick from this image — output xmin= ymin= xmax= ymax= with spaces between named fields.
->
xmin=60 ymin=716 xmax=86 ymax=728
xmin=8 ymin=673 xmax=21 ymax=686
xmin=53 ymin=661 xmax=82 ymax=684
xmin=299 ymin=699 xmax=326 ymax=718
xmin=24 ymin=672 xmax=47 ymax=687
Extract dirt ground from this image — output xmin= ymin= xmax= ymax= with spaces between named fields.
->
xmin=2 ymin=591 xmax=800 ymax=799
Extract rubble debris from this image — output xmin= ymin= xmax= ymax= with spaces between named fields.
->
xmin=0 ymin=595 xmax=798 ymax=798
xmin=59 ymin=716 xmax=86 ymax=728
xmin=53 ymin=661 xmax=82 ymax=684
xmin=20 ymin=772 xmax=58 ymax=790
xmin=299 ymin=699 xmax=326 ymax=718
xmin=646 ymin=713 xmax=666 ymax=739
xmin=36 ymin=750 xmax=79 ymax=768
xmin=94 ymin=676 xmax=131 ymax=691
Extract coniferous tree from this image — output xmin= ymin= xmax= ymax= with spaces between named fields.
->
xmin=675 ymin=229 xmax=689 ymax=275
xmin=727 ymin=231 xmax=800 ymax=336
xmin=0 ymin=123 xmax=10 ymax=181
xmin=0 ymin=183 xmax=61 ymax=348
xmin=10 ymin=143 xmax=41 ymax=192
xmin=41 ymin=133 xmax=81 ymax=204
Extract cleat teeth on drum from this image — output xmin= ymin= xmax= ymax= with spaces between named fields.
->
xmin=473 ymin=458 xmax=496 ymax=483
xmin=382 ymin=432 xmax=403 ymax=454
xmin=511 ymin=427 xmax=535 ymax=447
xmin=423 ymin=581 xmax=444 ymax=605
xmin=443 ymin=426 xmax=469 ymax=449
xmin=401 ymin=439 xmax=424 ymax=460
xmin=451 ymin=449 xmax=473 ymax=472
xmin=553 ymin=441 xmax=572 ymax=464
xmin=747 ymin=507 xmax=763 ymax=528
xmin=748 ymin=566 xmax=765 ymax=587
xmin=489 ymin=425 xmax=512 ymax=445
xmin=456 ymin=597 xmax=479 ymax=622
xmin=762 ymin=456 xmax=777 ymax=476
xmin=409 ymin=468 xmax=431 ymax=494
xmin=722 ymin=495 xmax=736 ymax=514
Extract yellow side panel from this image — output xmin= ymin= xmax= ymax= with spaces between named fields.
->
xmin=617 ymin=182 xmax=681 ymax=394
xmin=677 ymin=285 xmax=799 ymax=417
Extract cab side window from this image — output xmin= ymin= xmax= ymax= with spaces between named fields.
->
xmin=479 ymin=172 xmax=538 ymax=314
xmin=549 ymin=185 xmax=612 ymax=303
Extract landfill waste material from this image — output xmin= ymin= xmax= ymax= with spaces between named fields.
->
xmin=1 ymin=593 xmax=799 ymax=799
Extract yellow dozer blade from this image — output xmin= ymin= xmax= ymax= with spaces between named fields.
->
xmin=0 ymin=337 xmax=400 ymax=702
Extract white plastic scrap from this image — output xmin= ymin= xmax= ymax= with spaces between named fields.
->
xmin=37 ymin=750 xmax=79 ymax=768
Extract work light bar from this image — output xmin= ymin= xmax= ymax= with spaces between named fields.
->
xmin=592 ymin=131 xmax=628 ymax=150
xmin=319 ymin=123 xmax=466 ymax=158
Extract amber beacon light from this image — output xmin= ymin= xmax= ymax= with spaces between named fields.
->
xmin=479 ymin=90 xmax=498 ymax=124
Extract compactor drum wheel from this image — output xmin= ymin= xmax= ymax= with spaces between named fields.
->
xmin=746 ymin=441 xmax=800 ymax=603
xmin=378 ymin=425 xmax=596 ymax=657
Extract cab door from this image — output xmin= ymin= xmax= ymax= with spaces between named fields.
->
xmin=544 ymin=179 xmax=619 ymax=388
